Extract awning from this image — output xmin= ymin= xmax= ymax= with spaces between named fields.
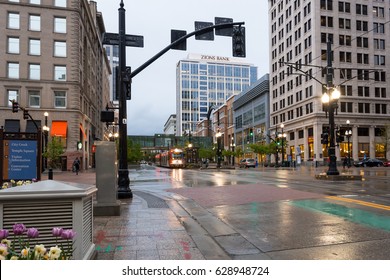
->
xmin=26 ymin=120 xmax=41 ymax=133
xmin=51 ymin=121 xmax=67 ymax=137
xmin=4 ymin=119 xmax=20 ymax=133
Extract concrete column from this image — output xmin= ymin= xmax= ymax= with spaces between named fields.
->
xmin=94 ymin=141 xmax=121 ymax=216
xmin=352 ymin=126 xmax=358 ymax=160
xmin=303 ymin=127 xmax=308 ymax=161
xmin=369 ymin=126 xmax=375 ymax=158
xmin=313 ymin=123 xmax=322 ymax=161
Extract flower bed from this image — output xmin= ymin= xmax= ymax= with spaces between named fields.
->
xmin=0 ymin=223 xmax=76 ymax=260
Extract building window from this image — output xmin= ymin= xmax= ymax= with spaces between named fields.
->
xmin=30 ymin=0 xmax=40 ymax=4
xmin=356 ymin=4 xmax=368 ymax=15
xmin=29 ymin=64 xmax=40 ymax=80
xmin=374 ymin=23 xmax=385 ymax=34
xmin=54 ymin=91 xmax=66 ymax=108
xmin=374 ymin=39 xmax=385 ymax=50
xmin=54 ymin=41 xmax=67 ymax=57
xmin=28 ymin=90 xmax=40 ymax=107
xmin=54 ymin=0 xmax=67 ymax=7
xmin=375 ymin=104 xmax=387 ymax=114
xmin=374 ymin=55 xmax=385 ymax=66
xmin=29 ymin=15 xmax=41 ymax=31
xmin=7 ymin=12 xmax=20 ymax=29
xmin=7 ymin=37 xmax=19 ymax=54
xmin=7 ymin=62 xmax=19 ymax=79
xmin=298 ymin=130 xmax=304 ymax=139
xmin=340 ymin=102 xmax=353 ymax=113
xmin=54 ymin=17 xmax=66 ymax=33
xmin=358 ymin=103 xmax=370 ymax=114
xmin=340 ymin=85 xmax=352 ymax=96
xmin=29 ymin=39 xmax=41 ymax=55
xmin=54 ymin=65 xmax=66 ymax=81
xmin=7 ymin=90 xmax=19 ymax=106
xmin=357 ymin=127 xmax=369 ymax=136
xmin=375 ymin=87 xmax=386 ymax=98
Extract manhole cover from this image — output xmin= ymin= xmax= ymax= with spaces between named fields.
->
xmin=133 ymin=191 xmax=169 ymax=208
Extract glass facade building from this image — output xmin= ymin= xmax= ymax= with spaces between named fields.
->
xmin=176 ymin=54 xmax=257 ymax=136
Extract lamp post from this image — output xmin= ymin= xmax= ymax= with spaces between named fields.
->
xmin=278 ymin=123 xmax=286 ymax=167
xmin=216 ymin=129 xmax=222 ymax=168
xmin=230 ymin=136 xmax=235 ymax=166
xmin=42 ymin=112 xmax=49 ymax=171
xmin=345 ymin=120 xmax=352 ymax=167
xmin=321 ymin=40 xmax=340 ymax=175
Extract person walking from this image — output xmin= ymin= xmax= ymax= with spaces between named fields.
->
xmin=73 ymin=157 xmax=80 ymax=175
xmin=343 ymin=156 xmax=348 ymax=170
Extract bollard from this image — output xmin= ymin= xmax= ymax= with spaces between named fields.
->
xmin=48 ymin=168 xmax=53 ymax=180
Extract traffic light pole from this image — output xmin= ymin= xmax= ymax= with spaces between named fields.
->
xmin=117 ymin=1 xmax=132 ymax=198
xmin=130 ymin=21 xmax=245 ymax=79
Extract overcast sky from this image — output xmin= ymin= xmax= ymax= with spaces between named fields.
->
xmin=95 ymin=0 xmax=269 ymax=135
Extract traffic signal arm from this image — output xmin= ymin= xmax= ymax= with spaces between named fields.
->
xmin=130 ymin=21 xmax=245 ymax=79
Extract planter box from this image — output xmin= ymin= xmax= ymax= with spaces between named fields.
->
xmin=0 ymin=180 xmax=97 ymax=260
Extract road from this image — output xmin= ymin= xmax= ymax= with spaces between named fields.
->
xmin=131 ymin=164 xmax=390 ymax=259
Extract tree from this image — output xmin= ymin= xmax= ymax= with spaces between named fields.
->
xmin=199 ymin=147 xmax=215 ymax=160
xmin=127 ymin=138 xmax=143 ymax=163
xmin=43 ymin=137 xmax=64 ymax=169
xmin=248 ymin=143 xmax=269 ymax=165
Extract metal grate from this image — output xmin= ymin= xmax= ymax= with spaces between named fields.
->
xmin=82 ymin=197 xmax=93 ymax=256
xmin=133 ymin=191 xmax=169 ymax=208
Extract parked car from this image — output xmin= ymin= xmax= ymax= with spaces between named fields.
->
xmin=353 ymin=158 xmax=384 ymax=167
xmin=383 ymin=161 xmax=390 ymax=167
xmin=239 ymin=158 xmax=256 ymax=168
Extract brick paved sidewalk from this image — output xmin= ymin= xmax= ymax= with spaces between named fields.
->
xmin=42 ymin=170 xmax=205 ymax=260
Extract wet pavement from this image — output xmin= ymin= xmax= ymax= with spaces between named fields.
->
xmin=42 ymin=164 xmax=390 ymax=260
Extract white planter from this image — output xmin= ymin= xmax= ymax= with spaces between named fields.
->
xmin=0 ymin=180 xmax=97 ymax=260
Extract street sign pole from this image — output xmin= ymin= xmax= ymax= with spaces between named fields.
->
xmin=117 ymin=0 xmax=132 ymax=198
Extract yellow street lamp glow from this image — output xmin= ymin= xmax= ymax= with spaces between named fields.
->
xmin=321 ymin=93 xmax=330 ymax=103
xmin=331 ymin=88 xmax=341 ymax=100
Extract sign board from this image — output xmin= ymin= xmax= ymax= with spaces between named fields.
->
xmin=3 ymin=140 xmax=37 ymax=180
xmin=195 ymin=21 xmax=214 ymax=41
xmin=215 ymin=17 xmax=233 ymax=36
xmin=102 ymin=32 xmax=144 ymax=48
xmin=171 ymin=30 xmax=187 ymax=50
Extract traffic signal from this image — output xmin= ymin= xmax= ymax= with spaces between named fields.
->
xmin=232 ymin=25 xmax=246 ymax=57
xmin=249 ymin=129 xmax=253 ymax=136
xmin=321 ymin=133 xmax=329 ymax=145
xmin=77 ymin=141 xmax=82 ymax=150
xmin=12 ymin=100 xmax=19 ymax=113
xmin=276 ymin=137 xmax=280 ymax=146
xmin=336 ymin=130 xmax=344 ymax=143
xmin=23 ymin=110 xmax=29 ymax=120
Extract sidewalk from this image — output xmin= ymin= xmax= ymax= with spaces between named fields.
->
xmin=42 ymin=170 xmax=216 ymax=260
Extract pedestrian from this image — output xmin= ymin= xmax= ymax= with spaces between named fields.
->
xmin=73 ymin=157 xmax=80 ymax=175
xmin=343 ymin=156 xmax=348 ymax=170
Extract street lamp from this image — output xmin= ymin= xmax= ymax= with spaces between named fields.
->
xmin=278 ymin=124 xmax=287 ymax=167
xmin=230 ymin=136 xmax=235 ymax=166
xmin=345 ymin=120 xmax=352 ymax=167
xmin=42 ymin=112 xmax=49 ymax=171
xmin=216 ymin=129 xmax=222 ymax=168
xmin=322 ymin=87 xmax=341 ymax=175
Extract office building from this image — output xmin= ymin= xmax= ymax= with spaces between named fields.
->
xmin=176 ymin=53 xmax=258 ymax=136
xmin=0 ymin=0 xmax=111 ymax=170
xmin=269 ymin=0 xmax=390 ymax=163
